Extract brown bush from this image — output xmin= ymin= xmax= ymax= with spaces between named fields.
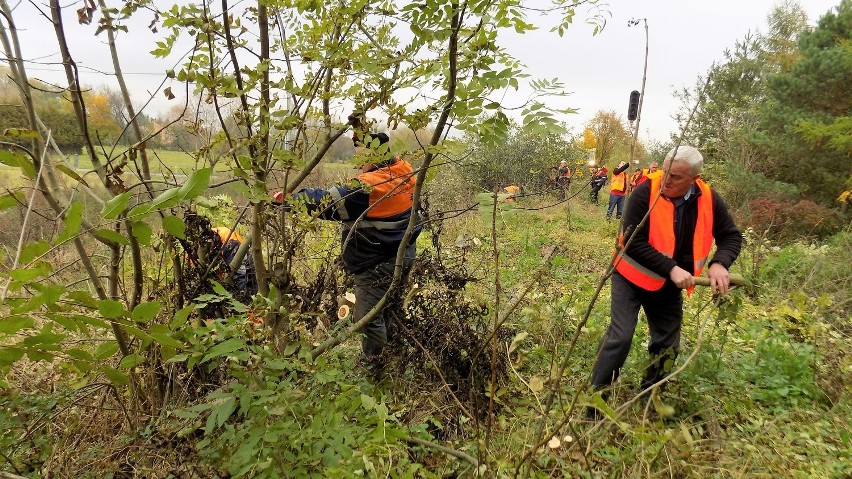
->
xmin=747 ymin=196 xmax=844 ymax=244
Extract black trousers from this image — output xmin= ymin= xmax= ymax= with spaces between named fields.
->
xmin=590 ymin=185 xmax=603 ymax=204
xmin=591 ymin=273 xmax=683 ymax=389
xmin=352 ymin=243 xmax=415 ymax=357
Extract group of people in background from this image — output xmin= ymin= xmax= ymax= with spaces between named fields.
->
xmin=583 ymin=160 xmax=660 ymax=221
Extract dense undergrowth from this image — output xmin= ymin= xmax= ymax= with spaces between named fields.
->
xmin=2 ymin=186 xmax=850 ymax=478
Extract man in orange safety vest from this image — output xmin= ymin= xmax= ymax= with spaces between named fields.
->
xmin=589 ymin=145 xmax=742 ymax=417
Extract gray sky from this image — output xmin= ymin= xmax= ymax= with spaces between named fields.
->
xmin=502 ymin=0 xmax=840 ymax=143
xmin=6 ymin=0 xmax=841 ymax=145
xmin=506 ymin=0 xmax=840 ymax=141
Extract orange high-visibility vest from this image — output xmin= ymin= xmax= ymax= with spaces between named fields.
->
xmin=212 ymin=227 xmax=244 ymax=245
xmin=356 ymin=158 xmax=416 ymax=218
xmin=630 ymin=170 xmax=644 ymax=188
xmin=611 ymin=171 xmax=627 ymax=193
xmin=614 ymin=176 xmax=714 ymax=292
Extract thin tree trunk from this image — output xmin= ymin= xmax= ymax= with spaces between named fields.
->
xmin=97 ymin=0 xmax=151 ymax=181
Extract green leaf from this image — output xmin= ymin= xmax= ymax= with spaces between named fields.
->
xmin=202 ymin=338 xmax=244 ymax=363
xmin=96 ymin=299 xmax=127 ymax=319
xmin=101 ymin=192 xmax=131 ymax=219
xmin=162 ymin=215 xmax=186 ymax=239
xmin=148 ymin=324 xmax=184 ymax=349
xmin=21 ymin=325 xmax=65 ymax=347
xmin=119 ymin=353 xmax=145 ymax=369
xmin=0 ymin=315 xmax=35 ymax=334
xmin=26 ymin=350 xmax=55 ymax=361
xmin=57 ymin=201 xmax=84 ymax=244
xmin=94 ymin=229 xmax=130 ymax=245
xmin=101 ymin=366 xmax=129 ymax=385
xmin=131 ymin=301 xmax=161 ymax=323
xmin=150 ymin=331 xmax=184 ymax=349
xmin=127 ymin=203 xmax=153 ymax=220
xmin=8 ymin=261 xmax=52 ymax=282
xmin=19 ymin=240 xmax=51 ymax=264
xmin=0 ymin=347 xmax=25 ymax=367
xmin=66 ymin=348 xmax=94 ymax=361
xmin=170 ymin=306 xmax=194 ymax=329
xmin=210 ymin=281 xmax=231 ymax=297
xmin=150 ymin=187 xmax=181 ymax=209
xmin=131 ymin=221 xmax=153 ymax=245
xmin=0 ymin=191 xmax=24 ymax=211
xmin=46 ymin=313 xmax=81 ymax=332
xmin=66 ymin=290 xmax=98 ymax=308
xmin=2 ymin=128 xmax=39 ymax=139
xmin=178 ymin=168 xmax=212 ymax=199
xmin=94 ymin=342 xmax=119 ymax=360
xmin=54 ymin=163 xmax=90 ymax=187
xmin=210 ymin=397 xmax=236 ymax=430
xmin=0 ymin=150 xmax=36 ymax=178
xmin=361 ymin=394 xmax=377 ymax=411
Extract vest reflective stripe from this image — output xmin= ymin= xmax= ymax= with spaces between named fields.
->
xmin=357 ymin=159 xmax=415 ymax=219
xmin=611 ymin=171 xmax=627 ymax=192
xmin=328 ymin=187 xmax=350 ymax=221
xmin=614 ymin=176 xmax=714 ymax=292
xmin=351 ymin=215 xmax=418 ymax=230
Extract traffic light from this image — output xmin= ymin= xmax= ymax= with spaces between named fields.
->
xmin=627 ymin=90 xmax=640 ymax=121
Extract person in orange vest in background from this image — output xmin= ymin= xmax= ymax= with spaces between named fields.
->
xmin=588 ymin=145 xmax=742 ymax=418
xmin=606 ymin=160 xmax=631 ymax=220
xmin=629 ymin=166 xmax=643 ymax=191
xmin=589 ymin=166 xmax=608 ymax=205
xmin=210 ymin=227 xmax=258 ymax=301
xmin=629 ymin=161 xmax=659 ymax=191
xmin=184 ymin=220 xmax=257 ymax=304
xmin=285 ymin=131 xmax=421 ymax=378
xmin=503 ymin=184 xmax=521 ymax=202
xmin=638 ymin=161 xmax=659 ymax=187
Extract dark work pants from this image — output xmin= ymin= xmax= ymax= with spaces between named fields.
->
xmin=590 ymin=186 xmax=602 ymax=204
xmin=591 ymin=273 xmax=683 ymax=389
xmin=607 ymin=193 xmax=625 ymax=219
xmin=353 ymin=243 xmax=415 ymax=357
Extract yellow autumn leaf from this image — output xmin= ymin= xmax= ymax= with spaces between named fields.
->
xmin=529 ymin=376 xmax=544 ymax=392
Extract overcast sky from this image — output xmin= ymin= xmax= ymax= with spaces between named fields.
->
xmin=6 ymin=0 xmax=841 ymax=145
xmin=502 ymin=0 xmax=840 ymax=143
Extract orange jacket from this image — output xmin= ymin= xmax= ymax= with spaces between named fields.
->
xmin=354 ymin=159 xmax=417 ymax=218
xmin=614 ymin=175 xmax=714 ymax=293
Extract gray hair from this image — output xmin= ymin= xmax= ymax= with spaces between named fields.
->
xmin=664 ymin=145 xmax=703 ymax=175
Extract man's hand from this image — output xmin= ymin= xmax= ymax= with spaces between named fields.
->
xmin=707 ymin=262 xmax=731 ymax=296
xmin=669 ymin=266 xmax=694 ymax=289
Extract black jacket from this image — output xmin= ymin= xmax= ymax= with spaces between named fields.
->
xmin=621 ymin=180 xmax=742 ymax=281
xmin=292 ymin=160 xmax=421 ymax=274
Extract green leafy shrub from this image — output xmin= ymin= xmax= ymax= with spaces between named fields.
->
xmin=740 ymin=329 xmax=822 ymax=408
xmin=714 ymin=164 xmax=800 ymax=212
xmin=166 ymin=318 xmax=437 ymax=478
xmin=0 ymin=391 xmax=57 ymax=473
xmin=760 ymin=230 xmax=851 ymax=317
